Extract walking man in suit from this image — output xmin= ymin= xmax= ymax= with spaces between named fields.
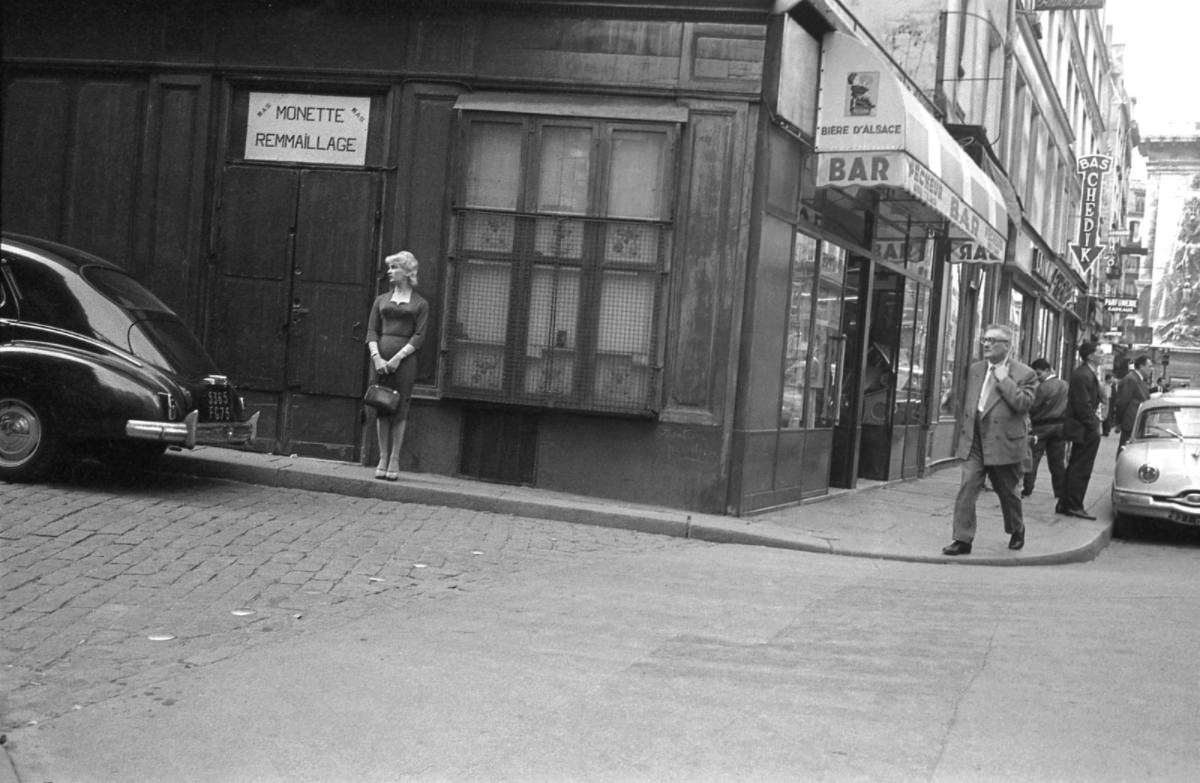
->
xmin=1114 ymin=354 xmax=1152 ymax=449
xmin=1100 ymin=372 xmax=1116 ymax=436
xmin=943 ymin=324 xmax=1037 ymax=556
xmin=1022 ymin=358 xmax=1069 ymax=499
xmin=1060 ymin=341 xmax=1102 ymax=519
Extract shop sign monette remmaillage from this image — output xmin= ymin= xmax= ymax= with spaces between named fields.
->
xmin=245 ymin=92 xmax=370 ymax=166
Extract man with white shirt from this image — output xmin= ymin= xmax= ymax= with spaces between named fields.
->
xmin=943 ymin=324 xmax=1038 ymax=556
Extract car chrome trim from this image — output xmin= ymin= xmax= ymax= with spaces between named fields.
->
xmin=194 ymin=410 xmax=259 ymax=446
xmin=2 ymin=318 xmax=146 ymax=369
xmin=125 ymin=410 xmax=198 ymax=448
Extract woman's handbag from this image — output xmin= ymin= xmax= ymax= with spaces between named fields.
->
xmin=363 ymin=384 xmax=401 ymax=414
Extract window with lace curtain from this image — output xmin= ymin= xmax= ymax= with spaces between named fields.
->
xmin=443 ymin=113 xmax=676 ymax=416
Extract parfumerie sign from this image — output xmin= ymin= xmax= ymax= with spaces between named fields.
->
xmin=1103 ymin=296 xmax=1138 ymax=314
xmin=246 ymin=92 xmax=370 ymax=166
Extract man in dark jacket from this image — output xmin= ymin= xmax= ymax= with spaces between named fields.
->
xmin=1023 ymin=358 xmax=1069 ymax=499
xmin=1114 ymin=354 xmax=1152 ymax=449
xmin=1061 ymin=341 xmax=1102 ymax=518
xmin=1101 ymin=372 xmax=1116 ymax=435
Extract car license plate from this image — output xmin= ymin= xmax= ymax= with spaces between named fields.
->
xmin=1168 ymin=511 xmax=1200 ymax=525
xmin=206 ymin=388 xmax=233 ymax=422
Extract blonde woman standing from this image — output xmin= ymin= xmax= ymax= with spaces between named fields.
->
xmin=365 ymin=251 xmax=428 ymax=480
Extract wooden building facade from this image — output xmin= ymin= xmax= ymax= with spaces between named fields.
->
xmin=2 ymin=0 xmax=1012 ymax=514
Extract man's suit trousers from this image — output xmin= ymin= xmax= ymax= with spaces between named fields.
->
xmin=953 ymin=418 xmax=1025 ymax=543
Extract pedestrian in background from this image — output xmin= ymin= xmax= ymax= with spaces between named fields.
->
xmin=1023 ymin=358 xmax=1069 ymax=500
xmin=1100 ymin=371 xmax=1116 ymax=436
xmin=1060 ymin=340 xmax=1102 ymax=519
xmin=1114 ymin=354 xmax=1152 ymax=449
xmin=365 ymin=251 xmax=428 ymax=482
xmin=943 ymin=324 xmax=1037 ymax=556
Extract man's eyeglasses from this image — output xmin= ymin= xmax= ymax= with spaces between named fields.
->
xmin=980 ymin=337 xmax=1009 ymax=345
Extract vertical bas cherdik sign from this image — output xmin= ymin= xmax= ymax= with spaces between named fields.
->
xmin=245 ymin=92 xmax=371 ymax=166
xmin=1070 ymin=154 xmax=1111 ymax=271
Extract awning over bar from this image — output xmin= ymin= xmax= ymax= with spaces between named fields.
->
xmin=814 ymin=33 xmax=1009 ymax=260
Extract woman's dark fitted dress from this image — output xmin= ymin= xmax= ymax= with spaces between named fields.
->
xmin=365 ymin=290 xmax=428 ymax=418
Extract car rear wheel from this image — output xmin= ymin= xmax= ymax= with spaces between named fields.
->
xmin=0 ymin=396 xmax=60 ymax=482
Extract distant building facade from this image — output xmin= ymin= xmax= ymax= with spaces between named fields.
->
xmin=1139 ymin=130 xmax=1200 ymax=358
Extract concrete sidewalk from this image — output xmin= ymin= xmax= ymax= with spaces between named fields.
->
xmin=153 ymin=434 xmax=1119 ymax=567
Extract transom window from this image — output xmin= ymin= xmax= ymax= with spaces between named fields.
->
xmin=443 ymin=113 xmax=676 ymax=415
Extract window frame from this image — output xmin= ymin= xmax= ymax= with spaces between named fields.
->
xmin=442 ymin=110 xmax=679 ymax=417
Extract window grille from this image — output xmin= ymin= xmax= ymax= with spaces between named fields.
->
xmin=442 ymin=111 xmax=675 ymax=417
xmin=444 ymin=210 xmax=667 ymax=415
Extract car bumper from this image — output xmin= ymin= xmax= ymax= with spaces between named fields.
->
xmin=1111 ymin=488 xmax=1200 ymax=525
xmin=125 ymin=410 xmax=259 ymax=449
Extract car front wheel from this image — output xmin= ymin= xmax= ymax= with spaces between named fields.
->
xmin=0 ymin=396 xmax=60 ymax=482
xmin=1111 ymin=512 xmax=1138 ymax=540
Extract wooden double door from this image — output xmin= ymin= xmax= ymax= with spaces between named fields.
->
xmin=211 ymin=165 xmax=382 ymax=459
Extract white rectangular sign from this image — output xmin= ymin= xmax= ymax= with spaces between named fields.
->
xmin=246 ymin=92 xmax=370 ymax=166
xmin=1103 ymin=296 xmax=1138 ymax=314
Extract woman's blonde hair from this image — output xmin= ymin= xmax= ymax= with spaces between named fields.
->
xmin=384 ymin=250 xmax=419 ymax=277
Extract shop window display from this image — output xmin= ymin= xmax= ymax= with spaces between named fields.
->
xmin=782 ymin=233 xmax=847 ymax=429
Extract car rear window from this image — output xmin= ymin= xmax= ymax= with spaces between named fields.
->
xmin=129 ymin=316 xmax=219 ymax=379
xmin=82 ymin=267 xmax=173 ymax=313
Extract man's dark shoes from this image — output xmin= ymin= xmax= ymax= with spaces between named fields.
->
xmin=1066 ymin=508 xmax=1096 ymax=520
xmin=1008 ymin=531 xmax=1025 ymax=550
xmin=942 ymin=541 xmax=972 ymax=556
xmin=1055 ymin=503 xmax=1070 ymax=515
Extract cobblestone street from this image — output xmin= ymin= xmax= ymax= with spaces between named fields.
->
xmin=5 ymin=464 xmax=1200 ymax=782
xmin=0 ymin=467 xmax=674 ymax=730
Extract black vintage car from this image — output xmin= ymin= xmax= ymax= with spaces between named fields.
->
xmin=0 ymin=233 xmax=258 ymax=481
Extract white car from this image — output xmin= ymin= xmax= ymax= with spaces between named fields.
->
xmin=1110 ymin=389 xmax=1200 ymax=537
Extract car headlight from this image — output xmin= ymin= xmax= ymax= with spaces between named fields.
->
xmin=1137 ymin=464 xmax=1160 ymax=483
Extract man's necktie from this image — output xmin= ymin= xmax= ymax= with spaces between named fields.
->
xmin=978 ymin=367 xmax=996 ymax=412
